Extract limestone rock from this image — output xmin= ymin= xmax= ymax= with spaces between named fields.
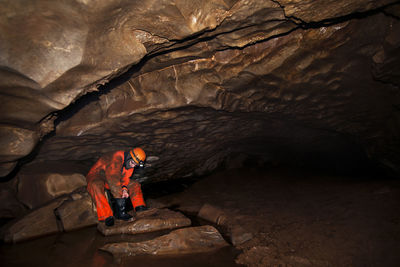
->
xmin=100 ymin=225 xmax=229 ymax=257
xmin=2 ymin=197 xmax=67 ymax=243
xmin=0 ymin=187 xmax=27 ymax=219
xmin=198 ymin=203 xmax=253 ymax=245
xmin=198 ymin=203 xmax=228 ymax=225
xmin=17 ymin=161 xmax=88 ymax=209
xmin=0 ymin=162 xmax=17 ymax=178
xmin=32 ymin=11 xmax=400 ymax=180
xmin=0 ymin=125 xmax=38 ymax=163
xmin=97 ymin=208 xmax=191 ymax=236
xmin=278 ymin=0 xmax=395 ymax=23
xmin=229 ymin=225 xmax=254 ymax=246
xmin=55 ymin=192 xmax=97 ymax=232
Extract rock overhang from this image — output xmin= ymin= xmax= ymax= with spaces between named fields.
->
xmin=0 ymin=0 xmax=399 ymax=179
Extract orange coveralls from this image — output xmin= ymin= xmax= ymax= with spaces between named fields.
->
xmin=86 ymin=150 xmax=146 ymax=221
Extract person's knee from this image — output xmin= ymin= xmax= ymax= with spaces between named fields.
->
xmin=88 ymin=180 xmax=105 ymax=194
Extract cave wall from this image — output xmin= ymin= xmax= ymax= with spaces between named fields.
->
xmin=1 ymin=0 xmax=399 ymax=179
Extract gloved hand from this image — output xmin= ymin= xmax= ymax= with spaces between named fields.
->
xmin=122 ymin=187 xmax=129 ymax=198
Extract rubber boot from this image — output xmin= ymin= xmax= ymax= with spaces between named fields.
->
xmin=105 ymin=216 xmax=114 ymax=227
xmin=115 ymin=198 xmax=133 ymax=221
xmin=135 ymin=205 xmax=148 ymax=212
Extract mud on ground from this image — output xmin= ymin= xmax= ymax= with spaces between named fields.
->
xmin=158 ymin=167 xmax=400 ymax=267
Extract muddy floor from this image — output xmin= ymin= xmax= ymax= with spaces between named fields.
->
xmin=1 ymin=167 xmax=400 ymax=266
xmin=158 ymin=167 xmax=400 ymax=266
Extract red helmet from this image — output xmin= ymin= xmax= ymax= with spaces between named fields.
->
xmin=130 ymin=147 xmax=146 ymax=167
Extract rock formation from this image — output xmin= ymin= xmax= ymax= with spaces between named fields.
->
xmin=0 ymin=0 xmax=399 ymax=181
xmin=17 ymin=161 xmax=88 ymax=209
xmin=55 ymin=191 xmax=98 ymax=232
xmin=2 ymin=196 xmax=68 ymax=243
xmin=100 ymin=225 xmax=229 ymax=257
xmin=198 ymin=203 xmax=253 ymax=245
xmin=97 ymin=208 xmax=191 ymax=236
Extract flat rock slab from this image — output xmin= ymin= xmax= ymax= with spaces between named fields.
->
xmin=2 ymin=197 xmax=67 ymax=243
xmin=97 ymin=208 xmax=191 ymax=236
xmin=100 ymin=225 xmax=229 ymax=257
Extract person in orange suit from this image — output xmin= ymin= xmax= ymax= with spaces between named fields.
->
xmin=86 ymin=147 xmax=148 ymax=226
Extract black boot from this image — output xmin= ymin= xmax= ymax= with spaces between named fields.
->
xmin=105 ymin=216 xmax=114 ymax=227
xmin=115 ymin=198 xmax=133 ymax=221
xmin=135 ymin=205 xmax=148 ymax=212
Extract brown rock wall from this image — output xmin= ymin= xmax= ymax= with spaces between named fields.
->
xmin=1 ymin=0 xmax=399 ymax=177
xmin=16 ymin=161 xmax=88 ymax=209
xmin=38 ymin=13 xmax=400 ymax=179
xmin=2 ymin=197 xmax=67 ymax=243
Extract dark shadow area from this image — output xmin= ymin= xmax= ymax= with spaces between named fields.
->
xmin=142 ymin=176 xmax=202 ymax=199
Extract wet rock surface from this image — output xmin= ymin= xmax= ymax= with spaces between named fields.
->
xmin=98 ymin=208 xmax=191 ymax=236
xmin=1 ymin=189 xmax=96 ymax=243
xmin=100 ymin=225 xmax=229 ymax=257
xmin=16 ymin=161 xmax=88 ymax=209
xmin=2 ymin=197 xmax=67 ymax=243
xmin=198 ymin=203 xmax=253 ymax=246
xmin=55 ymin=191 xmax=98 ymax=232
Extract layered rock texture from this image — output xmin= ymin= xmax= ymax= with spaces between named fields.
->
xmin=100 ymin=225 xmax=229 ymax=257
xmin=1 ymin=0 xmax=400 ymax=179
xmin=97 ymin=208 xmax=191 ymax=236
xmin=16 ymin=161 xmax=88 ymax=209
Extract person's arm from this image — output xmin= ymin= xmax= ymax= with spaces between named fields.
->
xmin=105 ymin=152 xmax=126 ymax=197
xmin=121 ymin=168 xmax=132 ymax=188
xmin=121 ymin=168 xmax=133 ymax=198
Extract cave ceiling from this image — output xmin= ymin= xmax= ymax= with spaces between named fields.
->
xmin=0 ymin=0 xmax=399 ymax=180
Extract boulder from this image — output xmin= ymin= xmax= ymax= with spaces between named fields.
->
xmin=0 ymin=125 xmax=39 ymax=164
xmin=2 ymin=197 xmax=67 ymax=243
xmin=229 ymin=225 xmax=254 ymax=246
xmin=198 ymin=203 xmax=228 ymax=226
xmin=55 ymin=191 xmax=98 ymax=232
xmin=17 ymin=161 xmax=88 ymax=209
xmin=198 ymin=203 xmax=253 ymax=245
xmin=97 ymin=208 xmax=191 ymax=236
xmin=100 ymin=225 xmax=229 ymax=257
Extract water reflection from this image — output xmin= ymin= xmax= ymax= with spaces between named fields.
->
xmin=0 ymin=226 xmax=241 ymax=267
